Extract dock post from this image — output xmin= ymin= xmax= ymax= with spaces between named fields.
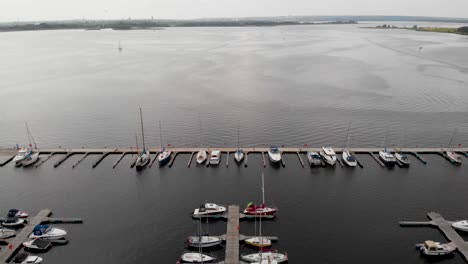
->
xmin=225 ymin=205 xmax=240 ymax=264
xmin=296 ymin=152 xmax=304 ymax=168
xmin=92 ymin=151 xmax=113 ymax=168
xmin=168 ymin=152 xmax=179 ymax=168
xmin=149 ymin=152 xmax=160 ymax=168
xmin=112 ymin=152 xmax=127 ymax=169
xmin=226 ymin=152 xmax=229 ymax=167
xmin=187 ymin=152 xmax=194 ymax=168
xmin=35 ymin=152 xmax=56 ymax=168
xmin=408 ymin=152 xmax=427 ymax=164
xmin=280 ymin=154 xmax=286 ymax=167
xmin=0 ymin=154 xmax=17 ymax=167
xmin=336 ymin=156 xmax=344 ymax=167
xmin=72 ymin=153 xmax=89 ymax=169
xmin=244 ymin=152 xmax=248 ymax=168
xmin=53 ymin=152 xmax=74 ymax=168
xmin=262 ymin=152 xmax=266 ymax=168
xmin=368 ymin=152 xmax=384 ymax=168
xmin=353 ymin=153 xmax=364 ymax=168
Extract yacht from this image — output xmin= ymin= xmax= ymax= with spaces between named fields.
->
xmin=157 ymin=148 xmax=171 ymax=166
xmin=196 ymin=150 xmax=207 ymax=164
xmin=241 ymin=250 xmax=288 ymax=263
xmin=187 ymin=235 xmax=222 ymax=248
xmin=29 ymin=224 xmax=67 ymax=240
xmin=395 ymin=151 xmax=410 ymax=166
xmin=267 ymin=147 xmax=281 ymax=164
xmin=2 ymin=217 xmax=25 ymax=227
xmin=452 ymin=220 xmax=468 ymax=232
xmin=22 ymin=238 xmax=52 ymax=251
xmin=342 ymin=149 xmax=357 ymax=167
xmin=307 ymin=151 xmax=322 ymax=167
xmin=416 ymin=240 xmax=456 ymax=256
xmin=193 ymin=203 xmax=226 ymax=216
xmin=379 ymin=148 xmax=396 ymax=167
xmin=13 ymin=148 xmax=30 ymax=165
xmin=446 ymin=151 xmax=462 ymax=164
xmin=13 ymin=253 xmax=43 ymax=263
xmin=320 ymin=147 xmax=337 ymax=166
xmin=179 ymin=252 xmax=215 ymax=263
xmin=209 ymin=150 xmax=221 ymax=165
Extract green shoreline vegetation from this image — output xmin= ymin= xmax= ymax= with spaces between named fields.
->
xmin=371 ymin=24 xmax=468 ymax=35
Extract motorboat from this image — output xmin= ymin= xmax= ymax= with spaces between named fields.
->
xmin=21 ymin=151 xmax=39 ymax=167
xmin=8 ymin=209 xmax=29 ymax=218
xmin=268 ymin=147 xmax=281 ymax=164
xmin=243 ymin=173 xmax=277 ymax=216
xmin=320 ymin=147 xmax=337 ymax=166
xmin=245 ymin=237 xmax=272 ymax=248
xmin=23 ymin=238 xmax=52 ymax=251
xmin=416 ymin=240 xmax=456 ymax=256
xmin=13 ymin=253 xmax=43 ymax=263
xmin=446 ymin=151 xmax=462 ymax=164
xmin=179 ymin=252 xmax=215 ymax=263
xmin=241 ymin=250 xmax=288 ymax=263
xmin=379 ymin=148 xmax=396 ymax=167
xmin=452 ymin=220 xmax=468 ymax=232
xmin=0 ymin=228 xmax=16 ymax=239
xmin=209 ymin=150 xmax=221 ymax=165
xmin=135 ymin=148 xmax=150 ymax=171
xmin=193 ymin=203 xmax=226 ymax=216
xmin=234 ymin=149 xmax=245 ymax=163
xmin=307 ymin=151 xmax=322 ymax=167
xmin=2 ymin=217 xmax=25 ymax=228
xmin=395 ymin=151 xmax=410 ymax=166
xmin=13 ymin=148 xmax=30 ymax=165
xmin=252 ymin=260 xmax=279 ymax=264
xmin=196 ymin=150 xmax=207 ymax=164
xmin=187 ymin=235 xmax=222 ymax=248
xmin=29 ymin=224 xmax=67 ymax=240
xmin=157 ymin=148 xmax=172 ymax=166
xmin=342 ymin=149 xmax=357 ymax=167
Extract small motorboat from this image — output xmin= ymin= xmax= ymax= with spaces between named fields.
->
xmin=234 ymin=149 xmax=245 ymax=163
xmin=29 ymin=224 xmax=67 ymax=240
xmin=416 ymin=240 xmax=456 ymax=256
xmin=243 ymin=203 xmax=277 ymax=216
xmin=157 ymin=148 xmax=172 ymax=166
xmin=193 ymin=203 xmax=226 ymax=216
xmin=13 ymin=253 xmax=43 ymax=264
xmin=135 ymin=148 xmax=150 ymax=171
xmin=268 ymin=147 xmax=281 ymax=164
xmin=13 ymin=148 xmax=30 ymax=165
xmin=307 ymin=151 xmax=322 ymax=167
xmin=446 ymin=151 xmax=462 ymax=164
xmin=320 ymin=147 xmax=337 ymax=166
xmin=241 ymin=250 xmax=288 ymax=263
xmin=23 ymin=238 xmax=52 ymax=251
xmin=179 ymin=252 xmax=215 ymax=263
xmin=0 ymin=228 xmax=16 ymax=239
xmin=209 ymin=150 xmax=221 ymax=165
xmin=187 ymin=235 xmax=222 ymax=248
xmin=395 ymin=151 xmax=410 ymax=166
xmin=342 ymin=149 xmax=357 ymax=167
xmin=379 ymin=148 xmax=396 ymax=167
xmin=8 ymin=209 xmax=29 ymax=218
xmin=21 ymin=151 xmax=39 ymax=167
xmin=244 ymin=237 xmax=272 ymax=248
xmin=196 ymin=150 xmax=207 ymax=164
xmin=452 ymin=220 xmax=468 ymax=232
xmin=2 ymin=217 xmax=25 ymax=228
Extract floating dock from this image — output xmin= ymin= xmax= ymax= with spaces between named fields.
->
xmin=225 ymin=205 xmax=240 ymax=264
xmin=400 ymin=212 xmax=468 ymax=262
xmin=0 ymin=147 xmax=466 ymax=168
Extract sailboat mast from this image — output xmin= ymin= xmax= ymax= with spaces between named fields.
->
xmin=135 ymin=134 xmax=139 ymax=154
xmin=237 ymin=121 xmax=240 ymax=150
xmin=262 ymin=172 xmax=265 ymax=205
xmin=448 ymin=129 xmax=457 ymax=151
xmin=159 ymin=120 xmax=163 ymax=149
xmin=139 ymin=108 xmax=146 ymax=149
xmin=25 ymin=121 xmax=32 ymax=148
xmin=344 ymin=121 xmax=351 ymax=149
xmin=198 ymin=113 xmax=202 ymax=147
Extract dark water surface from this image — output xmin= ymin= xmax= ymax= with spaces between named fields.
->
xmin=1 ymin=24 xmax=468 ymax=263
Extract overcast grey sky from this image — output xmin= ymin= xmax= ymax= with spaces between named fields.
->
xmin=1 ymin=0 xmax=467 ymax=21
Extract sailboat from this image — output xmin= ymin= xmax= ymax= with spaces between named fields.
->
xmin=243 ymin=173 xmax=277 ymax=216
xmin=446 ymin=129 xmax=462 ymax=164
xmin=15 ymin=122 xmax=39 ymax=167
xmin=394 ymin=129 xmax=410 ymax=166
xmin=342 ymin=122 xmax=357 ymax=167
xmin=196 ymin=115 xmax=207 ymax=164
xmin=135 ymin=108 xmax=150 ymax=171
xmin=187 ymin=218 xmax=222 ymax=248
xmin=245 ymin=203 xmax=272 ymax=248
xmin=234 ymin=121 xmax=244 ymax=163
xmin=180 ymin=218 xmax=216 ymax=263
xmin=157 ymin=121 xmax=172 ymax=166
xmin=241 ymin=249 xmax=288 ymax=263
xmin=379 ymin=133 xmax=396 ymax=167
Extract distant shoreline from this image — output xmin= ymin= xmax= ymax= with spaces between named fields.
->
xmin=367 ymin=24 xmax=468 ymax=36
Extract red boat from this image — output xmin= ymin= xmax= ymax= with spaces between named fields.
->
xmin=243 ymin=173 xmax=277 ymax=216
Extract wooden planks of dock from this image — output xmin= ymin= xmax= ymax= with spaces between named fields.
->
xmin=0 ymin=209 xmax=52 ymax=263
xmin=225 ymin=205 xmax=240 ymax=264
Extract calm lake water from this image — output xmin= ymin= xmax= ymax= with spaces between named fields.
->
xmin=0 ymin=23 xmax=468 ymax=263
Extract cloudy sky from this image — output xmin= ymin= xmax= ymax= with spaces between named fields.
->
xmin=1 ymin=0 xmax=467 ymax=21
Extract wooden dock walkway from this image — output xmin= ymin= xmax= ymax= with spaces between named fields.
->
xmin=400 ymin=212 xmax=468 ymax=262
xmin=0 ymin=209 xmax=51 ymax=263
xmin=225 ymin=205 xmax=240 ymax=264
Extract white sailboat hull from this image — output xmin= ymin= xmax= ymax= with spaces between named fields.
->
xmin=187 ymin=236 xmax=222 ymax=248
xmin=180 ymin=252 xmax=215 ymax=263
xmin=241 ymin=252 xmax=288 ymax=263
xmin=342 ymin=150 xmax=357 ymax=167
xmin=21 ymin=153 xmax=39 ymax=167
xmin=446 ymin=151 xmax=462 ymax=164
xmin=196 ymin=150 xmax=207 ymax=164
xmin=234 ymin=151 xmax=244 ymax=163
